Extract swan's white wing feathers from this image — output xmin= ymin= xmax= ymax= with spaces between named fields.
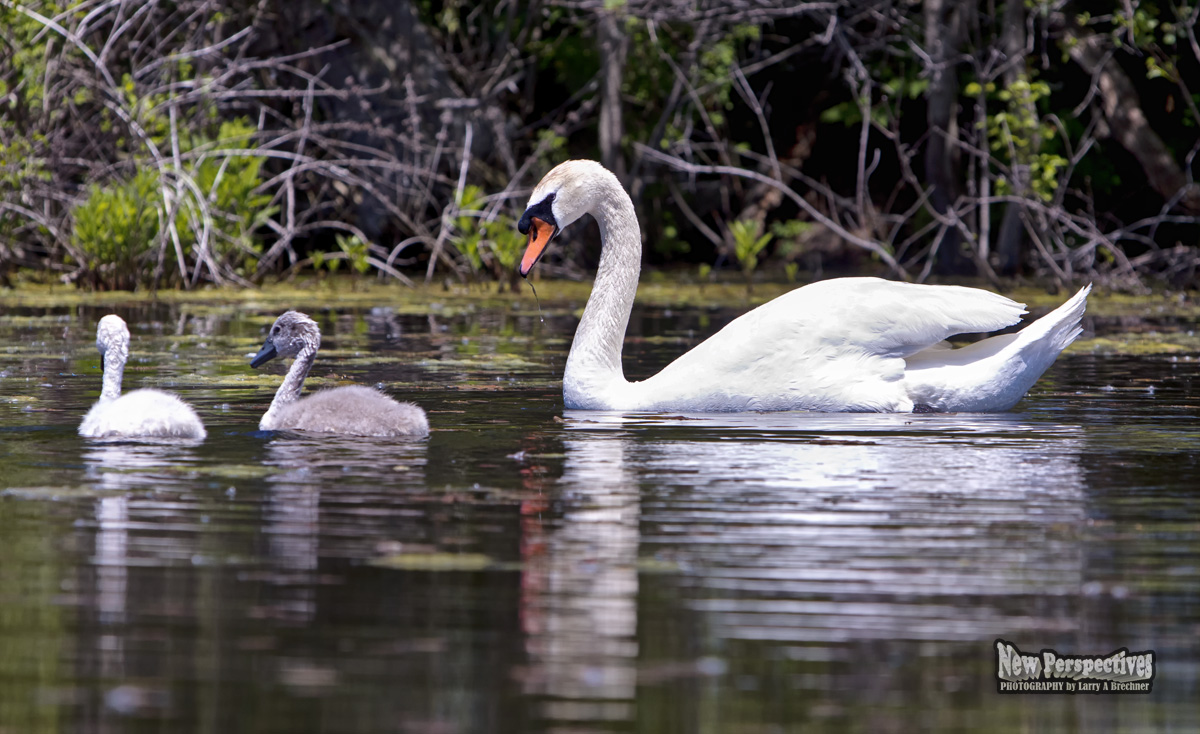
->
xmin=772 ymin=277 xmax=1026 ymax=357
xmin=904 ymin=283 xmax=1091 ymax=411
xmin=635 ymin=278 xmax=1027 ymax=412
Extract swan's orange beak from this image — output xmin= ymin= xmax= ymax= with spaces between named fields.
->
xmin=519 ymin=217 xmax=554 ymax=277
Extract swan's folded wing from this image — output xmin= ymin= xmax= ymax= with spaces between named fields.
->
xmin=795 ymin=278 xmax=1028 ymax=358
xmin=641 ymin=278 xmax=1027 ymax=412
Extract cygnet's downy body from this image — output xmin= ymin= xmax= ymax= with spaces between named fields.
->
xmin=251 ymin=311 xmax=429 ymax=438
xmin=79 ymin=315 xmax=207 ymax=439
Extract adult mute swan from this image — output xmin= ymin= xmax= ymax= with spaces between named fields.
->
xmin=250 ymin=311 xmax=429 ymax=437
xmin=79 ymin=315 xmax=207 ymax=439
xmin=517 ymin=159 xmax=1091 ymax=413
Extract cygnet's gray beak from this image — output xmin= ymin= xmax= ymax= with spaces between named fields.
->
xmin=250 ymin=340 xmax=278 ymax=368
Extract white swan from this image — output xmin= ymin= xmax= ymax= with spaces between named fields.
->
xmin=79 ymin=315 xmax=207 ymax=439
xmin=517 ymin=159 xmax=1091 ymax=413
xmin=251 ymin=311 xmax=429 ymax=437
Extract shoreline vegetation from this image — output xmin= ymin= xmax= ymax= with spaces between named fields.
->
xmin=3 ymin=275 xmax=1198 ymax=358
xmin=2 ymin=1 xmax=1198 ymax=293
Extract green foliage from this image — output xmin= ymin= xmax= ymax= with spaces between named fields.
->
xmin=654 ymin=218 xmax=690 ymax=258
xmin=339 ymin=234 xmax=372 ymax=275
xmin=1145 ymin=56 xmax=1178 ymax=82
xmin=528 ymin=10 xmax=597 ymax=92
xmin=534 ymin=129 xmax=568 ymax=178
xmin=1102 ymin=5 xmax=1183 ymax=81
xmin=695 ymin=24 xmax=760 ymax=127
xmin=4 ymin=0 xmax=1196 ymax=289
xmin=1112 ymin=5 xmax=1166 ymax=48
xmin=483 ymin=220 xmax=527 ymax=273
xmin=974 ymin=75 xmax=1066 ymax=202
xmin=72 ymin=169 xmax=162 ymax=289
xmin=820 ymin=71 xmax=926 ymax=127
xmin=1028 ymin=154 xmax=1069 ymax=200
xmin=768 ymin=219 xmax=812 ymax=267
xmin=1 ymin=2 xmax=69 ymax=121
xmin=451 ymin=185 xmax=488 ymax=274
xmin=770 ymin=219 xmax=811 ymax=245
xmin=449 ymin=185 xmax=527 ymax=288
xmin=729 ymin=219 xmax=772 ymax=281
xmin=186 ymin=120 xmax=276 ymax=273
xmin=313 ymin=234 xmax=373 ymax=276
xmin=0 ymin=136 xmax=50 ymax=239
xmin=0 ymin=5 xmax=58 ymax=243
xmin=68 ymin=119 xmax=272 ymax=287
xmin=310 ymin=249 xmax=336 ymax=274
xmin=4 ymin=0 xmax=275 ymax=289
xmin=621 ymin=20 xmax=762 ymax=146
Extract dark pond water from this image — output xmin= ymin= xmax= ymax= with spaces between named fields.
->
xmin=1 ymin=291 xmax=1198 ymax=733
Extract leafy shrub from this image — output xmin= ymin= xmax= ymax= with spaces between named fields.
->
xmin=449 ymin=185 xmax=528 ymax=290
xmin=729 ymin=218 xmax=772 ymax=287
xmin=184 ymin=120 xmax=276 ymax=275
xmin=69 ymin=119 xmax=272 ymax=288
xmin=481 ymin=218 xmax=528 ymax=292
xmin=968 ymin=76 xmax=1065 ymax=202
xmin=72 ymin=169 xmax=163 ymax=290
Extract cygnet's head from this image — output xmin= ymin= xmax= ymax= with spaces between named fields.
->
xmin=251 ymin=311 xmax=321 ymax=367
xmin=96 ymin=314 xmax=130 ymax=366
xmin=517 ymin=159 xmax=618 ymax=276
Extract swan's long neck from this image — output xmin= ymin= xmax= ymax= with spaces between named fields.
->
xmin=262 ymin=343 xmax=316 ymax=426
xmin=100 ymin=344 xmax=127 ymax=402
xmin=563 ymin=182 xmax=641 ymax=408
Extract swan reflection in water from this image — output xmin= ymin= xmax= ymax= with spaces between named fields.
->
xmin=521 ymin=429 xmax=640 ymax=726
xmin=259 ymin=435 xmax=428 ymax=621
xmin=81 ymin=441 xmax=205 ymax=695
xmin=82 ymin=439 xmax=205 ymax=493
xmin=524 ymin=409 xmax=1086 ymax=727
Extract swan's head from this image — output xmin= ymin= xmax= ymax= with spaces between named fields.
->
xmin=95 ymin=314 xmax=130 ymax=368
xmin=518 ymin=160 xmax=619 ymax=276
xmin=251 ymin=311 xmax=320 ymax=367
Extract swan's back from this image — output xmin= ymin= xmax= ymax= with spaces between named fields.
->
xmin=635 ymin=278 xmax=1089 ymax=413
xmin=266 ymin=385 xmax=429 ymax=437
xmin=629 ymin=277 xmax=1032 ymax=412
xmin=80 ymin=388 xmax=208 ymax=439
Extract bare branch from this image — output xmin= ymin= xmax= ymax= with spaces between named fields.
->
xmin=639 ymin=146 xmax=910 ymax=279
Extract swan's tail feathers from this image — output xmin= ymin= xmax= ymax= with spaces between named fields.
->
xmin=903 ymin=284 xmax=1091 ymax=412
xmin=984 ymin=283 xmax=1091 ymax=410
xmin=1018 ymin=283 xmax=1092 ymax=355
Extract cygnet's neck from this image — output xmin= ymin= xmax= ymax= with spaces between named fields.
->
xmin=563 ymin=181 xmax=641 ymax=408
xmin=100 ymin=345 xmax=128 ymax=402
xmin=262 ymin=343 xmax=316 ymax=427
